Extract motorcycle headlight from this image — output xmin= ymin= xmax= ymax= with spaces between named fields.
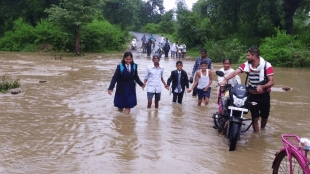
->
xmin=233 ymin=95 xmax=247 ymax=107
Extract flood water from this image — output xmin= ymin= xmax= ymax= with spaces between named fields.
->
xmin=0 ymin=50 xmax=309 ymax=174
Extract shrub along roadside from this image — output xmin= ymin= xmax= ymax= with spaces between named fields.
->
xmin=259 ymin=29 xmax=310 ymax=67
xmin=187 ymin=30 xmax=310 ymax=68
xmin=0 ymin=17 xmax=309 ymax=68
xmin=81 ymin=19 xmax=127 ymax=52
xmin=0 ymin=18 xmax=126 ymax=53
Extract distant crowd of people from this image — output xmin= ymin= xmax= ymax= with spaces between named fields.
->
xmin=108 ymin=45 xmax=274 ymax=133
xmin=138 ymin=34 xmax=187 ymax=59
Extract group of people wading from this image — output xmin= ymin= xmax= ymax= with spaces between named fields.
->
xmin=140 ymin=34 xmax=185 ymax=59
xmin=108 ymin=46 xmax=274 ymax=133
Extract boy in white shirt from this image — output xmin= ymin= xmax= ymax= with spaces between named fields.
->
xmin=144 ymin=54 xmax=169 ymax=108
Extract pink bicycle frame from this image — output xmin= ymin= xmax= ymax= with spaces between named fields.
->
xmin=280 ymin=134 xmax=310 ymax=174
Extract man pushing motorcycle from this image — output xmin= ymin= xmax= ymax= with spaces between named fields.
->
xmin=219 ymin=46 xmax=274 ymax=132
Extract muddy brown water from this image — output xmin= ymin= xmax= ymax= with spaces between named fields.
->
xmin=0 ymin=51 xmax=309 ymax=174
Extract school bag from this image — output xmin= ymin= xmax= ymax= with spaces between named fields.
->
xmin=119 ymin=63 xmax=136 ymax=73
xmin=164 ymin=42 xmax=170 ymax=51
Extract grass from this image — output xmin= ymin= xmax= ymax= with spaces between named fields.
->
xmin=186 ymin=49 xmax=200 ymax=59
xmin=0 ymin=76 xmax=21 ymax=93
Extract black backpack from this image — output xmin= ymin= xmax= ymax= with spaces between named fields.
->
xmin=164 ymin=42 xmax=170 ymax=51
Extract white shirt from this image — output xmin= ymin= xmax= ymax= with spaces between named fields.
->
xmin=182 ymin=44 xmax=186 ymax=52
xmin=160 ymin=37 xmax=165 ymax=44
xmin=217 ymin=68 xmax=241 ymax=86
xmin=171 ymin=43 xmax=176 ymax=51
xmin=144 ymin=64 xmax=164 ymax=93
xmin=126 ymin=64 xmax=131 ymax=72
xmin=174 ymin=71 xmax=182 ymax=93
xmin=197 ymin=69 xmax=210 ymax=89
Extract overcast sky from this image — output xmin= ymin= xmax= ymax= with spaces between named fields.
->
xmin=163 ymin=0 xmax=198 ymax=11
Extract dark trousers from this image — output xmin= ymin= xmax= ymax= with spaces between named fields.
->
xmin=172 ymin=91 xmax=185 ymax=104
xmin=248 ymin=92 xmax=271 ymax=119
xmin=146 ymin=45 xmax=152 ymax=56
xmin=164 ymin=51 xmax=169 ymax=58
xmin=192 ymin=86 xmax=198 ymax=96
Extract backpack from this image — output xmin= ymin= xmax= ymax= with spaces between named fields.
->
xmin=119 ymin=63 xmax=136 ymax=73
xmin=164 ymin=42 xmax=170 ymax=51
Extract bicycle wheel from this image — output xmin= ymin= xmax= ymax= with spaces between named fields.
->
xmin=229 ymin=122 xmax=240 ymax=151
xmin=272 ymin=151 xmax=304 ymax=174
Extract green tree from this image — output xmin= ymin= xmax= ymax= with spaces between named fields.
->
xmin=139 ymin=0 xmax=164 ymax=27
xmin=176 ymin=0 xmax=212 ymax=47
xmin=284 ymin=0 xmax=310 ymax=34
xmin=157 ymin=10 xmax=176 ymax=34
xmin=176 ymin=0 xmax=188 ymax=10
xmin=101 ymin=0 xmax=142 ymax=30
xmin=0 ymin=0 xmax=60 ymax=36
xmin=45 ymin=0 xmax=100 ymax=55
xmin=284 ymin=0 xmax=301 ymax=34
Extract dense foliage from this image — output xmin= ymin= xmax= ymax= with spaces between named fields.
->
xmin=81 ymin=19 xmax=126 ymax=52
xmin=0 ymin=0 xmax=309 ymax=67
xmin=259 ymin=30 xmax=310 ymax=67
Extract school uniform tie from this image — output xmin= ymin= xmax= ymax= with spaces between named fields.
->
xmin=177 ymin=71 xmax=182 ymax=93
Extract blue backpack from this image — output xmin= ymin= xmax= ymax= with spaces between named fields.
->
xmin=119 ymin=63 xmax=136 ymax=73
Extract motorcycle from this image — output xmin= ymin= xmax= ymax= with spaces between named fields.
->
xmin=155 ymin=44 xmax=163 ymax=58
xmin=141 ymin=41 xmax=147 ymax=53
xmin=177 ymin=48 xmax=182 ymax=59
xmin=131 ymin=39 xmax=137 ymax=50
xmin=212 ymin=71 xmax=252 ymax=151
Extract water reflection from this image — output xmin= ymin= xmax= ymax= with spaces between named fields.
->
xmin=112 ymin=115 xmax=138 ymax=162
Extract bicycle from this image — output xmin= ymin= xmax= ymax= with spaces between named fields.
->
xmin=272 ymin=134 xmax=310 ymax=174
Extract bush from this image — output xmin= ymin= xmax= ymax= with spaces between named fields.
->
xmin=81 ymin=19 xmax=126 ymax=52
xmin=0 ymin=18 xmax=36 ymax=51
xmin=0 ymin=18 xmax=71 ymax=52
xmin=297 ymin=27 xmax=310 ymax=48
xmin=140 ymin=23 xmax=159 ymax=34
xmin=157 ymin=21 xmax=176 ymax=34
xmin=259 ymin=29 xmax=309 ymax=67
xmin=34 ymin=19 xmax=70 ymax=52
xmin=0 ymin=76 xmax=20 ymax=93
xmin=0 ymin=18 xmax=126 ymax=53
xmin=205 ymin=38 xmax=247 ymax=64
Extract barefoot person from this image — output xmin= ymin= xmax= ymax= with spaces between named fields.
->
xmin=167 ymin=60 xmax=189 ymax=104
xmin=217 ymin=58 xmax=241 ymax=115
xmin=108 ymin=52 xmax=145 ymax=114
xmin=219 ymin=46 xmax=274 ymax=132
xmin=187 ymin=61 xmax=212 ymax=106
xmin=144 ymin=54 xmax=169 ymax=109
xmin=191 ymin=48 xmax=212 ymax=96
